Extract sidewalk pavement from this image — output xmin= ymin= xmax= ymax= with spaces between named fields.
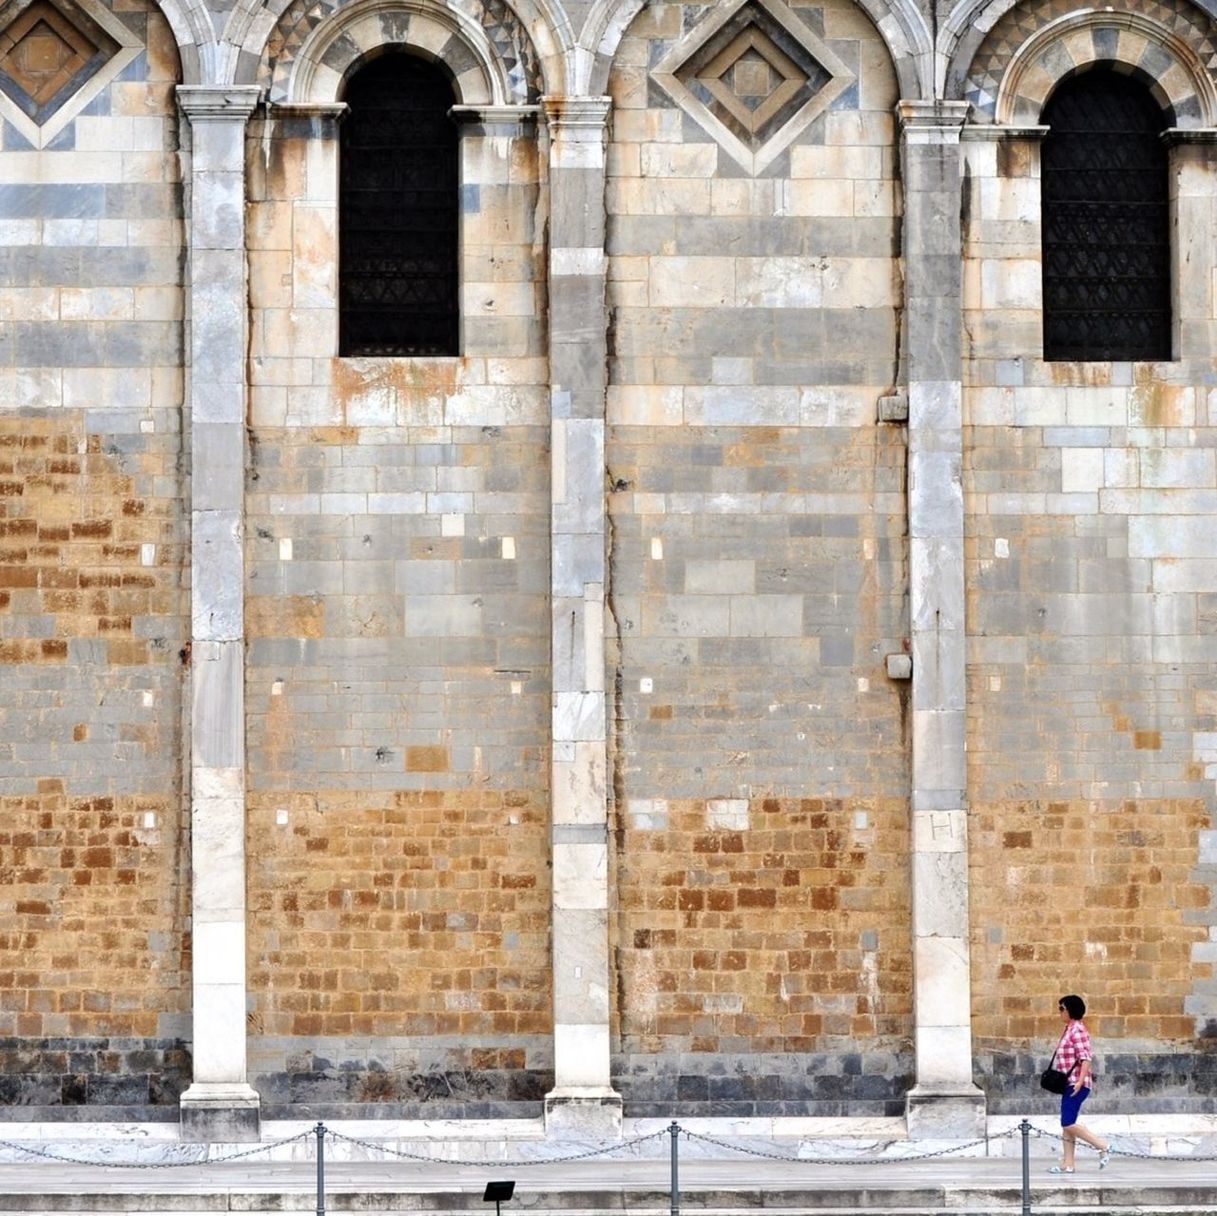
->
xmin=0 ymin=1152 xmax=1215 ymax=1212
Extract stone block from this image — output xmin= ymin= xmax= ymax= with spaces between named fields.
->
xmin=192 ymin=641 xmax=243 ymax=770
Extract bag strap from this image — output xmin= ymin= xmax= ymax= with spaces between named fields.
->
xmin=1049 ymin=1027 xmax=1068 ymax=1069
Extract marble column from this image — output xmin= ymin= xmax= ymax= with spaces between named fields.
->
xmin=897 ymin=100 xmax=986 ymax=1139
xmin=176 ymin=85 xmax=262 ymax=1143
xmin=541 ymin=94 xmax=622 ymax=1138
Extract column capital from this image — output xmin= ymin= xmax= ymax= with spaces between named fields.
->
xmin=897 ymin=99 xmax=970 ymax=140
xmin=542 ymin=95 xmax=612 ymax=136
xmin=176 ymin=85 xmax=263 ymax=122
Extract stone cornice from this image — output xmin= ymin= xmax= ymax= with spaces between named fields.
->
xmin=451 ymin=104 xmax=541 ymax=135
xmin=1162 ymin=127 xmax=1217 ymax=146
xmin=267 ymin=101 xmax=347 ymax=120
xmin=961 ymin=123 xmax=1049 ymax=142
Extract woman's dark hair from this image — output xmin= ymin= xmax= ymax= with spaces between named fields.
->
xmin=1059 ymin=994 xmax=1086 ymax=1019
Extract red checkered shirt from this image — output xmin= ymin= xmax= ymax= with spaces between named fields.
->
xmin=1055 ymin=1019 xmax=1094 ymax=1088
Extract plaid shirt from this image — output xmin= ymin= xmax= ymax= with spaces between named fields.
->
xmin=1055 ymin=1019 xmax=1094 ymax=1087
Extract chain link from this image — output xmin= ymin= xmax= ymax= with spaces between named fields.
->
xmin=324 ymin=1126 xmax=669 ymax=1167
xmin=679 ymin=1126 xmax=1015 ymax=1166
xmin=0 ymin=1129 xmax=313 ymax=1170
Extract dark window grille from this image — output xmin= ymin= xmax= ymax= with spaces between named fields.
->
xmin=1041 ymin=70 xmax=1171 ymax=362
xmin=340 ymin=54 xmax=459 ymax=357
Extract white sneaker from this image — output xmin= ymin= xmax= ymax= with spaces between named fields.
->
xmin=1047 ymin=1165 xmax=1074 ymax=1174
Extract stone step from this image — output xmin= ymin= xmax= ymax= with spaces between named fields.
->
xmin=1 ymin=1184 xmax=1217 ymax=1215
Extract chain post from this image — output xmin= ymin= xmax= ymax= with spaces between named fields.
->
xmin=669 ymin=1121 xmax=680 ymax=1216
xmin=315 ymin=1122 xmax=326 ymax=1216
xmin=1020 ymin=1119 xmax=1031 ymax=1216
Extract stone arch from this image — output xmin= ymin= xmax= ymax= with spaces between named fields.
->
xmin=228 ymin=0 xmax=569 ymax=97
xmin=151 ymin=0 xmax=214 ymax=85
xmin=581 ymin=0 xmax=933 ymax=98
xmin=944 ymin=0 xmax=1217 ymax=124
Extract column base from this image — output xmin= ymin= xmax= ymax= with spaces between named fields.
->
xmin=179 ymin=1083 xmax=261 ymax=1142
xmin=544 ymin=1087 xmax=623 ymax=1139
xmin=905 ymin=1085 xmax=986 ymax=1139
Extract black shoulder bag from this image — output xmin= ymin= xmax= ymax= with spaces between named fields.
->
xmin=1040 ymin=1035 xmax=1069 ymax=1094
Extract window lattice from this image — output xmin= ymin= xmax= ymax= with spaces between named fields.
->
xmin=340 ymin=55 xmax=459 ymax=357
xmin=1041 ymin=70 xmax=1171 ymax=363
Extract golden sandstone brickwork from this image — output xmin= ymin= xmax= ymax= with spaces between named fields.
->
xmin=0 ymin=786 xmax=185 ymax=1040
xmin=0 ymin=414 xmax=188 ymax=1104
xmin=614 ymin=795 xmax=911 ymax=1114
xmin=246 ymin=789 xmax=552 ymax=1110
xmin=970 ymin=798 xmax=1210 ymax=1047
xmin=616 ymin=796 xmax=911 ymax=1040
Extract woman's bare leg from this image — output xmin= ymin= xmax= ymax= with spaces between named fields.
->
xmin=1069 ymin=1123 xmax=1108 ymax=1153
xmin=1061 ymin=1126 xmax=1077 ymax=1170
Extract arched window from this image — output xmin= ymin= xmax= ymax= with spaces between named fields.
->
xmin=1041 ymin=70 xmax=1171 ymax=362
xmin=340 ymin=54 xmax=459 ymax=356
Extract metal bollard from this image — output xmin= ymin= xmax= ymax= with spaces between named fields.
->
xmin=315 ymin=1122 xmax=326 ymax=1216
xmin=669 ymin=1121 xmax=680 ymax=1216
xmin=1020 ymin=1119 xmax=1032 ymax=1216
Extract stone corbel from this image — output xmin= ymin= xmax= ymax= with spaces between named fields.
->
xmin=450 ymin=103 xmax=540 ymax=137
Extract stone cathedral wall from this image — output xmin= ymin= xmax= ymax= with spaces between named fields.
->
xmin=605 ymin=0 xmax=913 ymax=1115
xmin=0 ymin=0 xmax=1217 ymax=1126
xmin=960 ymin=0 xmax=1217 ymax=1111
xmin=0 ymin=0 xmax=190 ymax=1114
xmin=241 ymin=106 xmax=555 ymax=1113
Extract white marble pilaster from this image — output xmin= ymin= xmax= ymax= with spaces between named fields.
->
xmin=176 ymin=85 xmax=262 ymax=1143
xmin=542 ymin=96 xmax=621 ymax=1138
xmin=898 ymin=100 xmax=986 ymax=1139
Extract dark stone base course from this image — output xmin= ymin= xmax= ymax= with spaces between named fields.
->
xmin=253 ymin=1064 xmax=554 ymax=1121
xmin=0 ymin=1105 xmax=179 ymax=1123
xmin=261 ymin=1101 xmax=544 ymax=1120
xmin=0 ymin=1038 xmax=190 ymax=1110
xmin=976 ymin=1050 xmax=1217 ymax=1114
xmin=614 ymin=1051 xmax=914 ymax=1118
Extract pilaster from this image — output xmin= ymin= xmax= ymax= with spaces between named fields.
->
xmin=897 ymin=99 xmax=986 ymax=1139
xmin=541 ymin=95 xmax=621 ymax=1139
xmin=176 ymin=84 xmax=262 ymax=1143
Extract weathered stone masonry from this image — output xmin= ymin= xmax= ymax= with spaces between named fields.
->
xmin=1 ymin=0 xmax=1217 ymax=1137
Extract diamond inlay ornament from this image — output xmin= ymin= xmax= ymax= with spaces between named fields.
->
xmin=653 ymin=0 xmax=854 ymax=175
xmin=0 ymin=0 xmax=139 ymax=148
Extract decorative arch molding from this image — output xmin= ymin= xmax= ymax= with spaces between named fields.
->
xmin=945 ymin=0 xmax=1217 ymax=124
xmin=233 ymin=0 xmax=566 ymax=98
xmin=579 ymin=0 xmax=933 ymax=99
xmin=997 ymin=11 xmax=1217 ymax=126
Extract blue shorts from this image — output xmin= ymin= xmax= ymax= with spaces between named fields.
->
xmin=1061 ymin=1085 xmax=1091 ymax=1127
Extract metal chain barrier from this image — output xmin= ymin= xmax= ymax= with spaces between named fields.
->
xmin=0 ymin=1128 xmax=314 ymax=1169
xmin=324 ymin=1125 xmax=670 ymax=1167
xmin=1025 ymin=1122 xmax=1217 ymax=1163
xmin=5 ymin=1117 xmax=1217 ymax=1174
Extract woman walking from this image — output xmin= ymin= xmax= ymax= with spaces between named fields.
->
xmin=1048 ymin=994 xmax=1111 ymax=1173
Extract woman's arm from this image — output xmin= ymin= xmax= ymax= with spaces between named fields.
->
xmin=1070 ymin=1024 xmax=1093 ymax=1094
xmin=1072 ymin=1055 xmax=1092 ymax=1094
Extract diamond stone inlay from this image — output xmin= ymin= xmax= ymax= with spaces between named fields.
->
xmin=1 ymin=4 xmax=101 ymax=108
xmin=653 ymin=0 xmax=854 ymax=175
xmin=0 ymin=0 xmax=138 ymax=147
